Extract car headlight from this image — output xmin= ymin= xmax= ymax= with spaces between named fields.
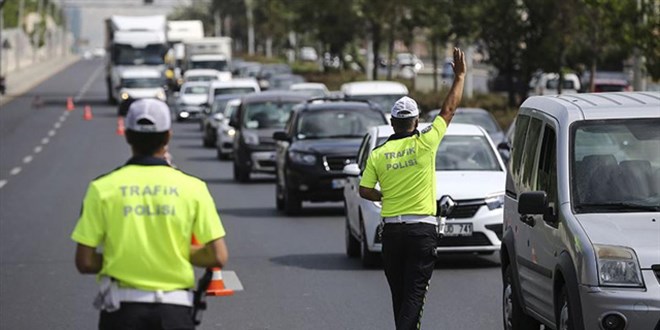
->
xmin=227 ymin=128 xmax=235 ymax=137
xmin=243 ymin=131 xmax=259 ymax=145
xmin=289 ymin=151 xmax=316 ymax=165
xmin=156 ymin=91 xmax=166 ymax=101
xmin=120 ymin=92 xmax=129 ymax=100
xmin=595 ymin=245 xmax=643 ymax=287
xmin=485 ymin=192 xmax=504 ymax=210
xmin=179 ymin=111 xmax=189 ymax=118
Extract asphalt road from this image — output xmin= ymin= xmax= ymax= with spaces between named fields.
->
xmin=0 ymin=59 xmax=503 ymax=329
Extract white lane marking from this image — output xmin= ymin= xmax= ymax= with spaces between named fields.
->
xmin=23 ymin=156 xmax=33 ymax=164
xmin=54 ymin=122 xmax=61 ymax=129
xmin=74 ymin=65 xmax=104 ymax=102
xmin=0 ymin=180 xmax=6 ymax=189
xmin=48 ymin=130 xmax=56 ymax=137
xmin=64 ymin=111 xmax=70 ymax=117
xmin=10 ymin=167 xmax=21 ymax=175
xmin=41 ymin=138 xmax=49 ymax=144
xmin=34 ymin=146 xmax=43 ymax=153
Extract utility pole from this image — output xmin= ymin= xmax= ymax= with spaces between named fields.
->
xmin=245 ymin=0 xmax=254 ymax=56
xmin=16 ymin=0 xmax=24 ymax=69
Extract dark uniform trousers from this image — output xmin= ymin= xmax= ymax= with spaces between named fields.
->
xmin=99 ymin=302 xmax=195 ymax=330
xmin=382 ymin=222 xmax=438 ymax=330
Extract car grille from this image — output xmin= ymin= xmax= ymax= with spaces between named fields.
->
xmin=653 ymin=265 xmax=660 ymax=285
xmin=258 ymin=160 xmax=276 ymax=168
xmin=485 ymin=224 xmax=503 ymax=241
xmin=437 ymin=199 xmax=485 ymax=219
xmin=437 ymin=233 xmax=492 ymax=247
xmin=324 ymin=156 xmax=355 ymax=171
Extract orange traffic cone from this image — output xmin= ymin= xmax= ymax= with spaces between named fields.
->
xmin=116 ymin=117 xmax=125 ymax=136
xmin=83 ymin=105 xmax=93 ymax=121
xmin=206 ymin=267 xmax=234 ymax=296
xmin=66 ymin=97 xmax=75 ymax=111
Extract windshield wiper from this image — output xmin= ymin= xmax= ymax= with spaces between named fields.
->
xmin=576 ymin=202 xmax=660 ymax=212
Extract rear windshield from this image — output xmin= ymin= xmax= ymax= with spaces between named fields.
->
xmin=215 ymin=87 xmax=256 ymax=96
xmin=183 ymin=86 xmax=208 ymax=94
xmin=296 ymin=110 xmax=385 ymax=139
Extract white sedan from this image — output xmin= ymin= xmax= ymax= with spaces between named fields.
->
xmin=343 ymin=123 xmax=506 ymax=266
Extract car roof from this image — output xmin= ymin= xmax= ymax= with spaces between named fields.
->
xmin=241 ymin=91 xmax=309 ymax=103
xmin=340 ymin=81 xmax=409 ymax=95
xmin=372 ymin=123 xmax=487 ymax=138
xmin=209 ymin=78 xmax=259 ymax=88
xmin=290 ymin=83 xmax=328 ymax=91
xmin=520 ymin=92 xmax=660 ymax=121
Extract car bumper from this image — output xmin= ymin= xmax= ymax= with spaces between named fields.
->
xmin=216 ymin=131 xmax=234 ymax=154
xmin=176 ymin=105 xmax=204 ymax=120
xmin=578 ymin=271 xmax=660 ymax=329
xmin=286 ymin=166 xmax=347 ymax=202
xmin=361 ymin=204 xmax=503 ymax=254
xmin=250 ymin=151 xmax=276 ymax=173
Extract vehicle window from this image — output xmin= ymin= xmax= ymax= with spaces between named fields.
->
xmin=224 ymin=103 xmax=240 ymax=118
xmin=242 ymin=101 xmax=299 ymax=129
xmin=191 ymin=60 xmax=228 ymax=72
xmin=187 ymin=76 xmax=215 ymax=82
xmin=572 ymin=118 xmax=660 ymax=212
xmin=436 ymin=136 xmax=502 ymax=171
xmin=121 ymin=78 xmax=164 ymax=88
xmin=357 ymin=135 xmax=371 ymax=171
xmin=114 ymin=44 xmax=165 ymax=65
xmin=357 ymin=94 xmax=406 ymax=113
xmin=296 ymin=110 xmax=386 ymax=139
xmin=536 ymin=125 xmax=558 ymax=208
xmin=214 ymin=87 xmax=256 ymax=96
xmin=452 ymin=112 xmax=500 ymax=133
xmin=546 ymin=78 xmax=575 ymax=90
xmin=519 ymin=118 xmax=543 ymax=192
xmin=211 ymin=99 xmax=230 ymax=114
xmin=184 ymin=86 xmax=208 ymax=94
xmin=510 ymin=115 xmax=530 ymax=183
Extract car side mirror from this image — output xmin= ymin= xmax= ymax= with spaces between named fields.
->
xmin=272 ymin=131 xmax=290 ymax=142
xmin=497 ymin=141 xmax=511 ymax=151
xmin=518 ymin=191 xmax=547 ymax=215
xmin=343 ymin=163 xmax=360 ymax=177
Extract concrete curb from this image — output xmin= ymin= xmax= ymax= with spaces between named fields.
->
xmin=0 ymin=56 xmax=81 ymax=107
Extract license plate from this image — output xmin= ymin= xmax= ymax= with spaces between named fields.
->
xmin=331 ymin=178 xmax=347 ymax=189
xmin=444 ymin=223 xmax=473 ymax=237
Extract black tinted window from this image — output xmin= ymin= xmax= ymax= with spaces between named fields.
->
xmin=536 ymin=125 xmax=558 ymax=206
xmin=520 ymin=118 xmax=543 ymax=191
xmin=296 ymin=110 xmax=386 ymax=139
xmin=510 ymin=115 xmax=530 ymax=183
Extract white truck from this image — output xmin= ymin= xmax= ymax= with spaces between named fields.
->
xmin=183 ymin=37 xmax=232 ymax=74
xmin=105 ymin=15 xmax=168 ymax=104
xmin=166 ymin=20 xmax=204 ymax=88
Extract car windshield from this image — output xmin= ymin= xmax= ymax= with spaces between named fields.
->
xmin=183 ymin=86 xmax=208 ymax=95
xmin=243 ymin=101 xmax=299 ymax=129
xmin=546 ymin=79 xmax=575 ymax=90
xmin=436 ymin=136 xmax=501 ymax=171
xmin=114 ymin=44 xmax=165 ymax=65
xmin=191 ymin=60 xmax=228 ymax=72
xmin=572 ymin=119 xmax=660 ymax=212
xmin=356 ymin=94 xmax=406 ymax=113
xmin=186 ymin=75 xmax=215 ymax=82
xmin=121 ymin=78 xmax=163 ymax=88
xmin=214 ymin=87 xmax=256 ymax=96
xmin=453 ymin=111 xmax=500 ymax=133
xmin=296 ymin=110 xmax=385 ymax=139
xmin=211 ymin=99 xmax=231 ymax=114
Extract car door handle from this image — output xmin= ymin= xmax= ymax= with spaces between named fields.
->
xmin=520 ymin=215 xmax=536 ymax=227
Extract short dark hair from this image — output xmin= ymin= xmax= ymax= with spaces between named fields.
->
xmin=391 ymin=117 xmax=417 ymax=132
xmin=125 ymin=130 xmax=169 ymax=156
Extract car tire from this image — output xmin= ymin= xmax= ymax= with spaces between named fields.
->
xmin=557 ymin=284 xmax=576 ymax=330
xmin=283 ymin=183 xmax=301 ymax=215
xmin=217 ymin=149 xmax=229 ymax=160
xmin=203 ymin=135 xmax=213 ymax=148
xmin=233 ymin=160 xmax=250 ymax=183
xmin=360 ymin=221 xmax=380 ymax=267
xmin=345 ymin=204 xmax=360 ymax=258
xmin=502 ymin=264 xmax=540 ymax=330
xmin=275 ymin=181 xmax=284 ymax=211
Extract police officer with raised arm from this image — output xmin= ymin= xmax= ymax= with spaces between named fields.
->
xmin=359 ymin=47 xmax=466 ymax=330
xmin=71 ymin=98 xmax=228 ymax=330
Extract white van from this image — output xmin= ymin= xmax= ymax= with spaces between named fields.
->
xmin=117 ymin=67 xmax=166 ymax=104
xmin=340 ymin=81 xmax=408 ymax=116
xmin=206 ymin=78 xmax=261 ymax=107
xmin=529 ymin=72 xmax=581 ymax=95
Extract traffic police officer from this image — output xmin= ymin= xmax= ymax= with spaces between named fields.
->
xmin=71 ymin=99 xmax=228 ymax=330
xmin=359 ymin=48 xmax=466 ymax=330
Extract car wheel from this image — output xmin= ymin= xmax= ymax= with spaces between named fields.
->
xmin=557 ymin=285 xmax=576 ymax=330
xmin=203 ymin=132 xmax=214 ymax=148
xmin=360 ymin=221 xmax=380 ymax=267
xmin=275 ymin=181 xmax=284 ymax=211
xmin=502 ymin=264 xmax=540 ymax=330
xmin=283 ymin=183 xmax=301 ymax=215
xmin=217 ymin=148 xmax=228 ymax=160
xmin=233 ymin=159 xmax=250 ymax=182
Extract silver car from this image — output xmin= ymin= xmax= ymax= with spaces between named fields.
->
xmin=215 ymin=98 xmax=241 ymax=160
xmin=501 ymin=92 xmax=660 ymax=330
